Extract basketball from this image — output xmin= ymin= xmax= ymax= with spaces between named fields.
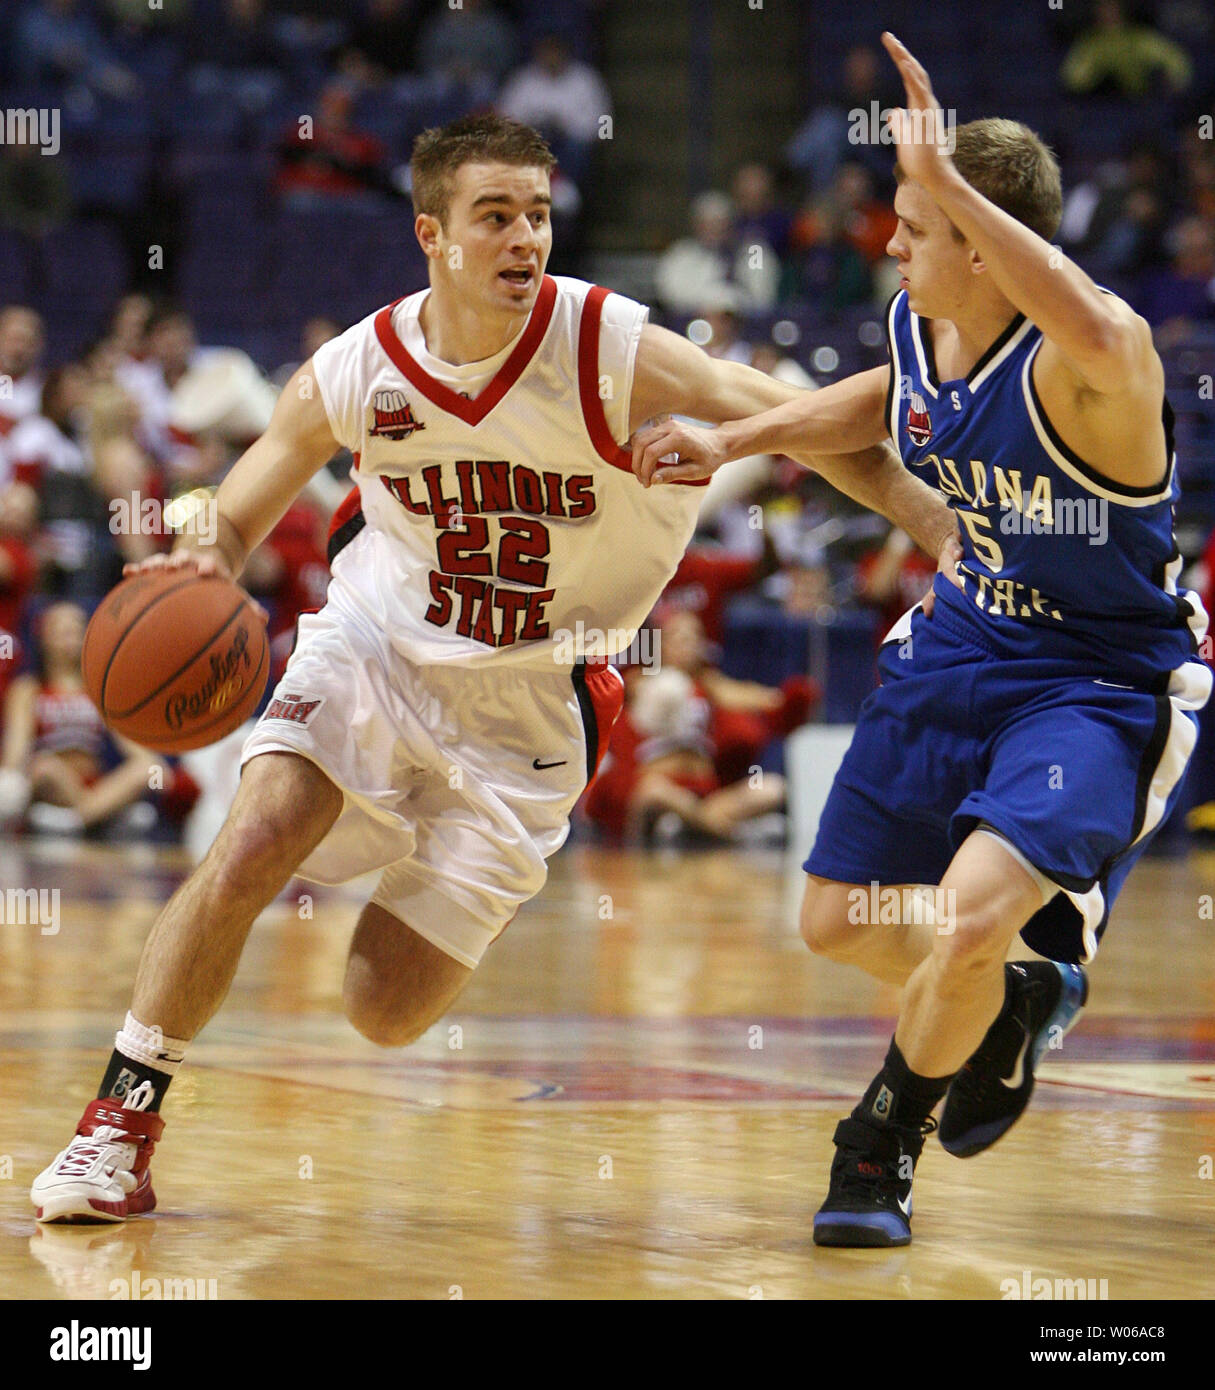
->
xmin=82 ymin=570 xmax=269 ymax=754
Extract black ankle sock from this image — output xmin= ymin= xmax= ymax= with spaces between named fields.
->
xmin=98 ymin=1050 xmax=173 ymax=1113
xmin=854 ymin=1037 xmax=953 ymax=1128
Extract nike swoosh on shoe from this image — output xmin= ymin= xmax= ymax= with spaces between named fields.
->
xmin=999 ymin=1032 xmax=1031 ymax=1090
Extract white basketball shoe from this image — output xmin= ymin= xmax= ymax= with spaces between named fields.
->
xmin=32 ymin=1082 xmax=165 ymax=1223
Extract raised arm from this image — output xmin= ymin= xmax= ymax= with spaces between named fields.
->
xmin=879 ymin=32 xmax=1165 ymax=490
xmin=882 ymin=33 xmax=1153 ymax=396
xmin=130 ymin=360 xmax=340 ymax=583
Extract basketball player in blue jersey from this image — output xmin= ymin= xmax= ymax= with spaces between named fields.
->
xmin=634 ymin=33 xmax=1211 ymax=1246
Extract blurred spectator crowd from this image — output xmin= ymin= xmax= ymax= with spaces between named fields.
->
xmin=0 ymin=292 xmax=341 ymax=839
xmin=0 ymin=0 xmax=611 ymax=368
xmin=653 ymin=1 xmax=1214 ymax=329
xmin=0 ymin=0 xmax=618 ymax=841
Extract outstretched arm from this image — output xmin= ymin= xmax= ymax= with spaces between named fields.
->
xmin=631 ymin=361 xmax=892 ymax=483
xmin=629 ymin=335 xmax=959 ymax=565
xmin=626 ymin=323 xmax=819 ymax=436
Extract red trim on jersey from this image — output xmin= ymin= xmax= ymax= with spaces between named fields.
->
xmin=373 ymin=275 xmax=559 ymax=426
xmin=578 ymin=284 xmax=633 ymax=473
xmin=351 ymin=450 xmax=360 ymax=471
xmin=584 ymin=661 xmax=626 ymax=784
xmin=328 ymin=484 xmax=363 ymax=542
xmin=577 ymin=285 xmax=708 ymax=487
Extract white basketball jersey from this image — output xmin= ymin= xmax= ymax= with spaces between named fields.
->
xmin=313 ymin=274 xmax=703 ymax=670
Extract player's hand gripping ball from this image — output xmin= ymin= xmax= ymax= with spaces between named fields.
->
xmin=83 ymin=570 xmax=269 ymax=753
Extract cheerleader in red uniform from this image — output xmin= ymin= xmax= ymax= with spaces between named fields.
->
xmin=584 ymin=610 xmax=819 ymax=843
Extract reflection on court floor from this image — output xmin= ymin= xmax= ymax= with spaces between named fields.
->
xmin=2 ymin=842 xmax=1213 ymax=1299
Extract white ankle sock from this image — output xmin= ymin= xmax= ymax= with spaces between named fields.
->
xmin=114 ymin=1012 xmax=190 ymax=1077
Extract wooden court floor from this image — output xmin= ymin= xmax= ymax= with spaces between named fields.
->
xmin=1 ymin=835 xmax=1214 ymax=1300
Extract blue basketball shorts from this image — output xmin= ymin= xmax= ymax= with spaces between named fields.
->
xmin=804 ymin=597 xmax=1206 ymax=963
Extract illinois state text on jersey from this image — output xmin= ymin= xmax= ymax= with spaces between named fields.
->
xmin=314 ymin=275 xmax=704 ymax=668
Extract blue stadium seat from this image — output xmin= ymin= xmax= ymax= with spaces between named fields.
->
xmin=40 ymin=223 xmax=127 ymax=297
xmin=1055 ymin=98 xmax=1154 ymax=162
xmin=184 ymin=158 xmax=272 ymax=237
xmin=254 ymin=93 xmax=317 ymax=149
xmin=419 ymin=80 xmax=498 ymax=134
xmin=165 ymin=91 xmax=244 ymax=146
xmin=517 ymin=0 xmax=596 ymax=61
xmin=65 ymin=148 xmax=151 ymax=212
xmin=40 ymin=301 xmax=111 ymax=365
xmin=88 ymin=95 xmax=155 ymax=142
xmin=893 ymin=12 xmax=970 ymax=56
xmin=350 ymin=91 xmax=409 ymax=161
xmin=0 ymin=8 xmax=16 ymax=86
xmin=110 ymin=31 xmax=183 ymax=96
xmin=0 ymin=230 xmax=32 ymax=303
xmin=1162 ymin=329 xmax=1215 ymax=511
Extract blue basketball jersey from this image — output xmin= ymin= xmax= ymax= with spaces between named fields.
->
xmin=883 ymin=290 xmax=1209 ymax=687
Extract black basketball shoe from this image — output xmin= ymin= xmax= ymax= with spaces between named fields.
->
xmin=939 ymin=960 xmax=1088 ymax=1158
xmin=812 ymin=1113 xmax=936 ymax=1247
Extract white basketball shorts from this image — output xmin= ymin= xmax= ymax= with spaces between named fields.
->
xmin=240 ymin=581 xmax=624 ymax=967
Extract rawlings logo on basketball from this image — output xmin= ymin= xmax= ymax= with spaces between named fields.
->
xmin=264 ymin=693 xmax=323 ymax=725
xmin=370 ymin=389 xmax=425 ymax=441
xmin=209 ymin=677 xmax=243 ymax=713
xmin=906 ymin=392 xmax=932 ymax=446
xmin=164 ymin=627 xmax=251 ymax=729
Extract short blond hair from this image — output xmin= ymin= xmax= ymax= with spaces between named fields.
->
xmin=897 ymin=117 xmax=1063 ymax=242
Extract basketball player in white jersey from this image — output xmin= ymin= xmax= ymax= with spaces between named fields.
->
xmin=32 ymin=115 xmax=959 ymax=1223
